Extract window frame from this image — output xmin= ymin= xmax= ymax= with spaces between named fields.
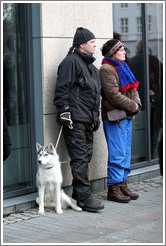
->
xmin=120 ymin=18 xmax=129 ymax=34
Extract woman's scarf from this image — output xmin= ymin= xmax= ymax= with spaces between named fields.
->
xmin=101 ymin=58 xmax=139 ymax=92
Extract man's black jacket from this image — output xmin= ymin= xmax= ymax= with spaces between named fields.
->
xmin=53 ymin=49 xmax=101 ymax=127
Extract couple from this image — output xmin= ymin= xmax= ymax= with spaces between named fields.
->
xmin=53 ymin=27 xmax=141 ymax=213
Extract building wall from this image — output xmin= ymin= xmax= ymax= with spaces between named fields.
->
xmin=39 ymin=2 xmax=113 ymax=187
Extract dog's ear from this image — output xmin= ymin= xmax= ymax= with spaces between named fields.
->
xmin=48 ymin=143 xmax=55 ymax=152
xmin=36 ymin=143 xmax=42 ymax=151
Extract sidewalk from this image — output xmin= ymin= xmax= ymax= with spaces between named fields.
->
xmin=2 ymin=176 xmax=164 ymax=245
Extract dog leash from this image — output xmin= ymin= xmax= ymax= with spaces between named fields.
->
xmin=55 ymin=125 xmax=67 ymax=164
xmin=55 ymin=125 xmax=63 ymax=149
xmin=55 ymin=120 xmax=73 ymax=149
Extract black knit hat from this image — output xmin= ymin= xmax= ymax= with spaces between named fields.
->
xmin=101 ymin=39 xmax=124 ymax=58
xmin=73 ymin=27 xmax=95 ymax=46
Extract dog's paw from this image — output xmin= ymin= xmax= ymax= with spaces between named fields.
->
xmin=56 ymin=208 xmax=63 ymax=214
xmin=75 ymin=207 xmax=82 ymax=212
xmin=38 ymin=209 xmax=44 ymax=215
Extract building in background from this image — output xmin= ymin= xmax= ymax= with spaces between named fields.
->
xmin=113 ymin=3 xmax=163 ymax=59
xmin=2 ymin=2 xmax=164 ymax=206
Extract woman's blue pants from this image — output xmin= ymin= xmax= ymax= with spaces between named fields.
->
xmin=103 ymin=119 xmax=132 ymax=186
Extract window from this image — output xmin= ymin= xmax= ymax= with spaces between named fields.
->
xmin=147 ymin=5 xmax=163 ymax=160
xmin=136 ymin=17 xmax=142 ymax=33
xmin=113 ymin=3 xmax=163 ymax=167
xmin=121 ymin=3 xmax=128 ymax=8
xmin=148 ymin=15 xmax=152 ymax=32
xmin=113 ymin=4 xmax=147 ymax=165
xmin=120 ymin=18 xmax=128 ymax=33
xmin=3 ymin=3 xmax=36 ymax=198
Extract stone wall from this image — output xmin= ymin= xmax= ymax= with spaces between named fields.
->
xmin=40 ymin=2 xmax=113 ymax=187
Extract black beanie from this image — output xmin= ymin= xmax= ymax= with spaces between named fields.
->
xmin=73 ymin=27 xmax=95 ymax=46
xmin=101 ymin=39 xmax=123 ymax=57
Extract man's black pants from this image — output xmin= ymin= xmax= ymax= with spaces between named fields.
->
xmin=63 ymin=121 xmax=93 ymax=206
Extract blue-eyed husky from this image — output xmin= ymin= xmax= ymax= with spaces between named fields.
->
xmin=36 ymin=143 xmax=82 ymax=214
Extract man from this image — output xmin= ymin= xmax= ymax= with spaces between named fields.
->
xmin=53 ymin=27 xmax=104 ymax=212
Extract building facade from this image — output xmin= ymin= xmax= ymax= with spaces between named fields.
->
xmin=3 ymin=2 xmax=164 ymax=202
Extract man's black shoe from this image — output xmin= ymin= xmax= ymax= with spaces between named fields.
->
xmin=80 ymin=198 xmax=104 ymax=212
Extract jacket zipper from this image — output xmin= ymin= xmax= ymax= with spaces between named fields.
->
xmin=76 ymin=87 xmax=79 ymax=99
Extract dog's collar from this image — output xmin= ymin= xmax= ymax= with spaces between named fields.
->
xmin=46 ymin=166 xmax=54 ymax=169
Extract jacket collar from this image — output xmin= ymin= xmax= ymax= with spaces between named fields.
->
xmin=74 ymin=49 xmax=96 ymax=64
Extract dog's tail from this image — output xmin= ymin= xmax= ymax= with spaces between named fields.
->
xmin=61 ymin=190 xmax=82 ymax=212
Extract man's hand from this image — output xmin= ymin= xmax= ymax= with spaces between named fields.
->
xmin=60 ymin=112 xmax=73 ymax=129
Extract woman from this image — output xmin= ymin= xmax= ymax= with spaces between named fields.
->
xmin=99 ymin=39 xmax=141 ymax=203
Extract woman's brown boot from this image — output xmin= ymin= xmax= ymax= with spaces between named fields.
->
xmin=120 ymin=180 xmax=139 ymax=200
xmin=107 ymin=183 xmax=131 ymax=203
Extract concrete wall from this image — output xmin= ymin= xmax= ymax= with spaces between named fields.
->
xmin=40 ymin=2 xmax=113 ymax=187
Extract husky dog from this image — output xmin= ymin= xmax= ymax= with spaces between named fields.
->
xmin=36 ymin=143 xmax=82 ymax=214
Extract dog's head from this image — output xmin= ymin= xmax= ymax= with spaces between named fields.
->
xmin=36 ymin=143 xmax=59 ymax=168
